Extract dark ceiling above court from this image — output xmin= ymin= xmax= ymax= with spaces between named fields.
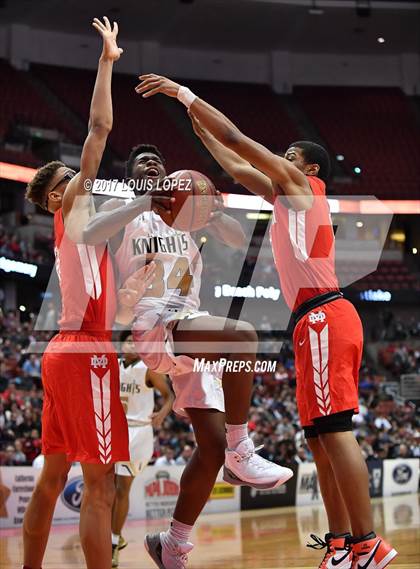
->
xmin=1 ymin=0 xmax=419 ymax=54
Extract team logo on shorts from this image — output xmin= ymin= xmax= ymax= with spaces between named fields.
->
xmin=91 ymin=354 xmax=108 ymax=369
xmin=308 ymin=311 xmax=326 ymax=324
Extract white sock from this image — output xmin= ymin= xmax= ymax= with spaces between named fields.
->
xmin=226 ymin=423 xmax=248 ymax=450
xmin=162 ymin=518 xmax=193 ymax=550
xmin=111 ymin=533 xmax=120 ymax=546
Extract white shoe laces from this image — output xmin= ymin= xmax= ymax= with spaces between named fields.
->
xmin=236 ymin=445 xmax=264 ymax=462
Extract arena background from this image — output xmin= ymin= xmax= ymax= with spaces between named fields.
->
xmin=0 ymin=0 xmax=419 ymax=564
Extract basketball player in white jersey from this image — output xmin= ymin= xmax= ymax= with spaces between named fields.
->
xmin=111 ymin=331 xmax=173 ymax=568
xmin=84 ymin=144 xmax=293 ymax=568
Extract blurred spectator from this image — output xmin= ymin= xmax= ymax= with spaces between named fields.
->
xmin=22 ymin=355 xmax=41 ymax=378
xmin=155 ymin=447 xmax=176 ymax=466
xmin=12 ymin=440 xmax=27 ymax=465
xmin=175 ymin=444 xmax=194 ymax=465
xmin=0 ymin=310 xmax=419 ymax=466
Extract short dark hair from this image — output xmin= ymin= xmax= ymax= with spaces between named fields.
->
xmin=288 ymin=141 xmax=331 ymax=182
xmin=25 ymin=160 xmax=65 ymax=209
xmin=125 ymin=143 xmax=165 ymax=178
xmin=120 ymin=330 xmax=133 ymax=343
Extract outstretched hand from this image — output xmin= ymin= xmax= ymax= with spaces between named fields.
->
xmin=117 ymin=262 xmax=156 ymax=308
xmin=135 ymin=74 xmax=181 ymax=99
xmin=92 ymin=16 xmax=123 ymax=62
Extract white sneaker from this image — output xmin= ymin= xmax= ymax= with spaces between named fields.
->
xmin=223 ymin=438 xmax=294 ymax=489
xmin=145 ymin=532 xmax=194 ymax=569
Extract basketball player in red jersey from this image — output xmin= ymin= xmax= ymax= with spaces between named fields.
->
xmin=21 ymin=18 xmax=154 ymax=569
xmin=137 ymin=74 xmax=398 ymax=569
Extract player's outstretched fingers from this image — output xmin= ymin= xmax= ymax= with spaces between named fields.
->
xmin=92 ymin=18 xmax=106 ymax=33
xmin=135 ymin=81 xmax=162 ymax=97
xmin=139 ymin=74 xmax=160 ymax=81
xmin=102 ymin=16 xmax=112 ymax=30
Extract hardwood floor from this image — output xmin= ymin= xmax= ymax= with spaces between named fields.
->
xmin=1 ymin=495 xmax=418 ymax=568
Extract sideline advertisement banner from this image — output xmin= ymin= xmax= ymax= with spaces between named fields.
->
xmin=382 ymin=458 xmax=419 ymax=497
xmin=240 ymin=467 xmax=297 ymax=510
xmin=0 ymin=465 xmax=83 ymax=529
xmin=1 ymin=465 xmax=240 ymax=529
xmin=296 ymin=462 xmax=324 ymax=507
xmin=128 ymin=466 xmax=240 ymax=520
xmin=367 ymin=459 xmax=384 ymax=498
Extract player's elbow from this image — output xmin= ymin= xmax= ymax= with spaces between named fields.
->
xmin=220 ymin=127 xmax=241 ymax=149
xmin=89 ymin=121 xmax=112 ymax=138
xmin=81 ymin=225 xmax=102 ymax=246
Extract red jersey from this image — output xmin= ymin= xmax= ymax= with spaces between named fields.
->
xmin=269 ymin=176 xmax=339 ymax=311
xmin=53 ymin=209 xmax=117 ymax=333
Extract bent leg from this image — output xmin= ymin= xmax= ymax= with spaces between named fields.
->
xmin=173 ymin=408 xmax=226 ymax=525
xmin=23 ymin=453 xmax=71 ymax=569
xmin=173 ymin=316 xmax=258 ymax=424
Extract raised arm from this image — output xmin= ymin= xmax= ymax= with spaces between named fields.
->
xmin=137 ymin=75 xmax=313 ymax=210
xmin=189 ymin=111 xmax=274 ymax=204
xmin=62 ymin=17 xmax=123 ymax=240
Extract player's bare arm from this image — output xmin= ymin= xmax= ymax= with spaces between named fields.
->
xmin=62 ymin=17 xmax=122 ymax=241
xmin=136 ymin=74 xmax=313 ymax=210
xmin=204 ymin=190 xmax=246 ymax=249
xmin=82 ymin=192 xmax=174 ymax=246
xmin=145 ymin=371 xmax=174 ymax=429
xmin=115 ymin=263 xmax=156 ymax=325
xmin=190 ymin=111 xmax=274 ymax=204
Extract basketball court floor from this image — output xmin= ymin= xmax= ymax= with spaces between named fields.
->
xmin=1 ymin=495 xmax=418 ymax=568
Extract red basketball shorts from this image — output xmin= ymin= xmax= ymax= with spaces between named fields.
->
xmin=41 ymin=332 xmax=129 ymax=464
xmin=293 ymin=298 xmax=363 ymax=427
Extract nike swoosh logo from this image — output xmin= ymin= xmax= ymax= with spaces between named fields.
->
xmin=358 ymin=540 xmax=381 ymax=569
xmin=299 ymin=340 xmax=306 ymax=346
xmin=331 ymin=552 xmax=350 ymax=566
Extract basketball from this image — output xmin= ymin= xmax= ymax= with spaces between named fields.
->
xmin=157 ymin=170 xmax=216 ymax=232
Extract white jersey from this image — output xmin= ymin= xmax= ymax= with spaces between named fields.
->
xmin=115 ymin=205 xmax=202 ymax=327
xmin=119 ymin=360 xmax=154 ymax=426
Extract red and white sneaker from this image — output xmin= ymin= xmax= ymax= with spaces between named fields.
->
xmin=351 ymin=535 xmax=398 ymax=569
xmin=307 ymin=533 xmax=353 ymax=569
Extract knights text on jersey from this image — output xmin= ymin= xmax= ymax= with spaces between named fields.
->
xmin=114 ymin=208 xmax=202 ymax=321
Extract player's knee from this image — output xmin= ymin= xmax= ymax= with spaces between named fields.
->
xmin=197 ymin=437 xmax=226 ymax=468
xmin=234 ymin=321 xmax=258 ymax=351
xmin=84 ymin=469 xmax=115 ymax=508
xmin=37 ymin=470 xmax=69 ymax=498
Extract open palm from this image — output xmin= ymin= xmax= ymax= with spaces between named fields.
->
xmin=92 ymin=16 xmax=123 ymax=62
